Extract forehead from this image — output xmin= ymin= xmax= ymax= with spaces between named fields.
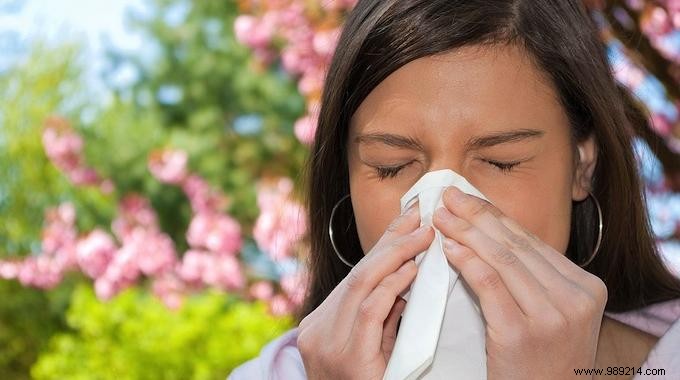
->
xmin=349 ymin=44 xmax=564 ymax=139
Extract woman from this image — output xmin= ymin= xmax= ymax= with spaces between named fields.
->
xmin=230 ymin=0 xmax=680 ymax=378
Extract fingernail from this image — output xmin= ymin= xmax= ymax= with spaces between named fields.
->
xmin=402 ymin=202 xmax=418 ymax=216
xmin=411 ymin=225 xmax=430 ymax=235
xmin=434 ymin=206 xmax=452 ymax=220
xmin=443 ymin=237 xmax=461 ymax=254
xmin=446 ymin=186 xmax=466 ymax=203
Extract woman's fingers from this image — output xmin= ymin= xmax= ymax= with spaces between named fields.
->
xmin=381 ymin=297 xmax=406 ymax=359
xmin=440 ymin=187 xmax=569 ymax=288
xmin=432 ymin=205 xmax=549 ymax=316
xmin=442 ymin=236 xmax=524 ymax=328
xmin=328 ymin=203 xmax=434 ymax=339
xmin=347 ymin=260 xmax=418 ymax=358
xmin=441 ymin=186 xmax=606 ymax=303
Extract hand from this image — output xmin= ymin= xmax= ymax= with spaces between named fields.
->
xmin=297 ymin=202 xmax=435 ymax=380
xmin=432 ymin=186 xmax=607 ymax=380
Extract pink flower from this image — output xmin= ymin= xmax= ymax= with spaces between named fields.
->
xmin=280 ymin=270 xmax=308 ymax=306
xmin=234 ymin=14 xmax=274 ymax=49
xmin=186 ymin=212 xmax=242 ymax=255
xmin=68 ymin=167 xmax=101 ymax=186
xmin=152 ymin=271 xmax=186 ymax=310
xmin=177 ymin=250 xmax=244 ymax=291
xmin=202 ymin=254 xmax=245 ymax=290
xmin=0 ymin=261 xmax=20 ymax=279
xmin=42 ymin=117 xmax=83 ymax=172
xmin=148 ymin=149 xmax=188 ymax=185
xmin=249 ymin=280 xmax=275 ymax=301
xmin=17 ymin=256 xmax=63 ymax=289
xmin=41 ymin=115 xmax=110 ymax=190
xmin=181 ymin=175 xmax=229 ymax=213
xmin=76 ymin=229 xmax=116 ymax=279
xmin=268 ymin=294 xmax=294 ymax=316
xmin=294 ymin=112 xmax=318 ymax=145
xmin=641 ymin=6 xmax=673 ymax=36
xmin=177 ymin=249 xmax=210 ymax=285
xmin=253 ymin=177 xmax=307 ymax=260
xmin=312 ymin=28 xmax=340 ymax=59
xmin=297 ymin=68 xmax=324 ymax=96
xmin=111 ymin=194 xmax=159 ymax=242
xmin=651 ymin=114 xmax=673 ymax=136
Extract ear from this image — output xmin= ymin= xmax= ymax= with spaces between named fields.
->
xmin=571 ymin=134 xmax=598 ymax=202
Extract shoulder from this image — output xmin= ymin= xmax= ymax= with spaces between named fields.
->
xmin=227 ymin=327 xmax=306 ymax=380
xmin=605 ymin=298 xmax=680 ymax=379
xmin=637 ymin=313 xmax=680 ymax=379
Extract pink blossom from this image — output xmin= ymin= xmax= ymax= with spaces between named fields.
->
xmin=641 ymin=6 xmax=673 ymax=36
xmin=312 ymin=28 xmax=340 ymax=59
xmin=17 ymin=256 xmax=63 ymax=289
xmin=0 ymin=261 xmax=20 ymax=279
xmin=280 ymin=270 xmax=308 ymax=306
xmin=202 ymin=254 xmax=245 ymax=290
xmin=111 ymin=194 xmax=159 ymax=242
xmin=181 ymin=175 xmax=229 ymax=213
xmin=651 ymin=114 xmax=673 ymax=136
xmin=320 ymin=0 xmax=357 ymax=11
xmin=186 ymin=212 xmax=242 ymax=255
xmin=41 ymin=203 xmax=79 ymax=271
xmin=148 ymin=149 xmax=189 ymax=185
xmin=297 ymin=68 xmax=324 ymax=96
xmin=41 ymin=203 xmax=77 ymax=254
xmin=42 ymin=116 xmax=83 ymax=172
xmin=41 ymin=116 xmax=110 ymax=190
xmin=76 ymin=229 xmax=116 ymax=279
xmin=93 ymin=244 xmax=141 ymax=300
xmin=268 ymin=294 xmax=294 ymax=316
xmin=253 ymin=177 xmax=307 ymax=260
xmin=294 ymin=111 xmax=318 ymax=145
xmin=177 ymin=250 xmax=207 ymax=285
xmin=113 ymin=228 xmax=177 ymax=277
xmin=68 ymin=167 xmax=101 ymax=186
xmin=234 ymin=14 xmax=275 ymax=49
xmin=249 ymin=280 xmax=275 ymax=301
xmin=177 ymin=250 xmax=244 ymax=290
xmin=151 ymin=271 xmax=186 ymax=310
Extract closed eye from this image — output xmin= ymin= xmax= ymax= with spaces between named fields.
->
xmin=373 ymin=159 xmax=521 ymax=180
xmin=484 ymin=159 xmax=521 ymax=173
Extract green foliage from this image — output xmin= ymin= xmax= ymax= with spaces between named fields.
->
xmin=0 ymin=42 xmax=113 ymax=378
xmin=0 ymin=42 xmax=115 ymax=255
xmin=0 ymin=276 xmax=79 ymax=380
xmin=0 ymin=0 xmax=310 ymax=377
xmin=108 ymin=0 xmax=309 ymax=226
xmin=32 ymin=284 xmax=293 ymax=380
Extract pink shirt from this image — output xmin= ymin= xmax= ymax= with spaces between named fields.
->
xmin=228 ymin=298 xmax=680 ymax=379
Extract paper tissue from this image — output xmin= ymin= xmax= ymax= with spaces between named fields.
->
xmin=383 ymin=169 xmax=489 ymax=380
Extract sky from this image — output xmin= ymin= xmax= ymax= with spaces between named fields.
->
xmin=0 ymin=0 xmax=148 ymax=93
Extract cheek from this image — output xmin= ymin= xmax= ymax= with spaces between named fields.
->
xmin=496 ymin=167 xmax=573 ymax=255
xmin=349 ymin=181 xmax=404 ymax=255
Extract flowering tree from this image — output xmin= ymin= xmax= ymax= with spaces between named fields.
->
xmin=2 ymin=0 xmax=679 ymax=323
xmin=0 ymin=113 xmax=310 ymax=314
xmin=232 ymin=0 xmax=680 ymax=272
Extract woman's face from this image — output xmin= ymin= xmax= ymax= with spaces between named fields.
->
xmin=347 ymin=44 xmax=597 ymax=255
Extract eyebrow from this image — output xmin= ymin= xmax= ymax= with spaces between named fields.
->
xmin=465 ymin=128 xmax=545 ymax=149
xmin=354 ymin=128 xmax=544 ymax=150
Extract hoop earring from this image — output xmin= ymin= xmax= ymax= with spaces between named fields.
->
xmin=328 ymin=194 xmax=356 ymax=268
xmin=578 ymin=190 xmax=603 ymax=268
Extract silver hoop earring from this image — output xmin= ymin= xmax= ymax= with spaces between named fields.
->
xmin=578 ymin=190 xmax=603 ymax=268
xmin=328 ymin=193 xmax=356 ymax=268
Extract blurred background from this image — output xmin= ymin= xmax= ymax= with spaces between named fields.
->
xmin=0 ymin=0 xmax=678 ymax=379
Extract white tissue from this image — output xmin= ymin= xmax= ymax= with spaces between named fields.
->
xmin=383 ymin=169 xmax=488 ymax=380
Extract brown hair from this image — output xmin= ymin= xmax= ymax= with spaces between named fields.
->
xmin=297 ymin=0 xmax=680 ymax=321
